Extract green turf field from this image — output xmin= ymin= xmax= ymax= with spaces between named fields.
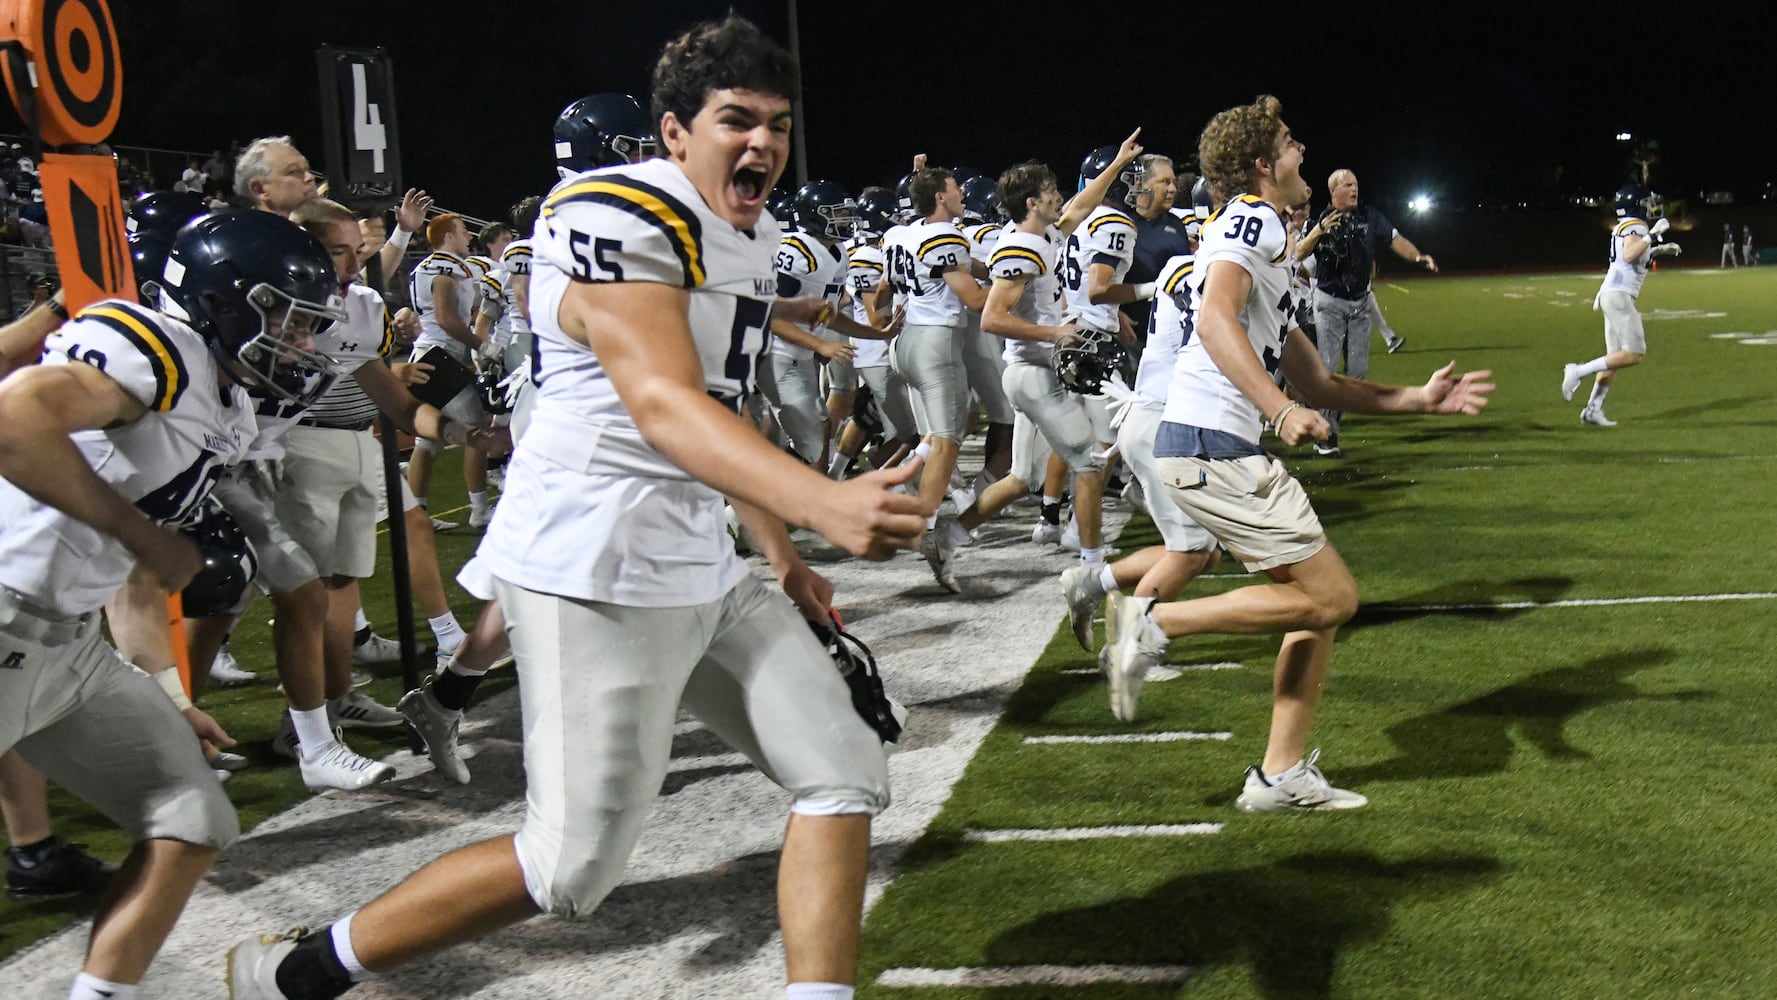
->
xmin=855 ymin=266 xmax=1777 ymax=998
xmin=3 ymin=266 xmax=1774 ymax=994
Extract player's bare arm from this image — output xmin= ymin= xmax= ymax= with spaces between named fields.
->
xmin=980 ymin=274 xmax=1073 ymax=344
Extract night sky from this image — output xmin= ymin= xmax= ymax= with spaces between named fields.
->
xmin=12 ymin=1 xmax=1774 ymax=222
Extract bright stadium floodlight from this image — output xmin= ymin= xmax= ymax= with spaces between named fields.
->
xmin=1616 ymin=131 xmax=1633 ymax=141
xmin=1409 ymin=195 xmax=1432 ymax=213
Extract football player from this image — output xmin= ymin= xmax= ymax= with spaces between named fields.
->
xmin=1101 ymin=96 xmax=1493 ymax=812
xmin=1559 ymin=185 xmax=1680 ymax=426
xmin=227 ymin=18 xmax=923 ymax=1000
xmin=923 ymin=135 xmax=1143 ymax=595
xmin=955 ymin=171 xmax=1016 ymax=497
xmin=0 ymin=211 xmax=346 ymax=1000
xmin=882 ymin=167 xmax=988 ymax=521
xmin=406 ymin=213 xmax=497 ymax=529
xmin=828 ymin=186 xmax=918 ymax=478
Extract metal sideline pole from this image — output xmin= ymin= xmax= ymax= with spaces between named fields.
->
xmin=787 ymin=0 xmax=808 ymax=190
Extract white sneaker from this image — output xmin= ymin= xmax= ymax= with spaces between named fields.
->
xmin=1104 ymin=592 xmax=1166 ymax=723
xmin=352 ymin=629 xmax=401 ymax=665
xmin=1385 ymin=335 xmax=1405 ymax=354
xmin=487 ymin=466 xmax=505 ymax=492
xmin=922 ymin=517 xmax=964 ymax=593
xmin=1580 ymin=407 xmax=1617 ymax=427
xmin=350 ymin=670 xmax=374 ymax=689
xmin=226 ymin=926 xmax=305 ymax=999
xmin=430 ymin=516 xmax=460 ymax=531
xmin=399 ymin=680 xmax=470 ymax=784
xmin=210 ymin=751 xmax=250 ymax=773
xmin=1235 ymin=749 xmax=1368 ymax=812
xmin=1059 ymin=513 xmax=1080 ymax=551
xmin=1059 ymin=566 xmax=1102 ymax=652
xmin=1031 ymin=520 xmax=1063 ymax=545
xmin=1560 ymin=363 xmax=1583 ymax=401
xmin=469 ymin=504 xmax=495 ymax=529
xmin=329 ymin=690 xmax=404 ymax=729
xmin=208 ymin=645 xmax=258 ymax=686
xmin=299 ymin=735 xmax=395 ymax=792
xmin=949 ymin=483 xmax=976 ymax=514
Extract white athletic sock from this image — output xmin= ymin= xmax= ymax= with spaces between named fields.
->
xmin=291 ymin=705 xmax=336 ymax=759
xmin=469 ymin=490 xmax=490 ymax=515
xmin=1079 ymin=545 xmax=1105 ymax=567
xmin=1575 ymin=356 xmax=1610 ymax=378
xmin=353 ymin=608 xmax=371 ymax=632
xmin=429 ymin=613 xmax=466 ymax=655
xmin=446 ymin=657 xmax=489 ymax=679
xmin=925 ymin=513 xmax=938 ymax=530
xmin=1097 ymin=564 xmax=1119 ymax=594
xmin=415 ymin=495 xmax=429 ymax=511
xmin=1586 ymin=382 xmax=1610 ymax=409
xmin=331 ymin=911 xmax=374 ymax=981
xmin=827 ymin=450 xmax=851 ymax=478
xmin=785 ymin=984 xmax=853 ymax=1000
xmin=1264 ymin=757 xmax=1305 ymax=785
xmin=913 ymin=441 xmax=932 ymax=462
xmin=70 ymin=973 xmax=133 ymax=1000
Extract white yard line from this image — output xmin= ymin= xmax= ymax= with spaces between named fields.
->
xmin=1379 ymin=592 xmax=1777 ymax=612
xmin=963 ymin=824 xmax=1221 ymax=843
xmin=1024 ymin=731 xmax=1232 ymax=745
xmin=878 ymin=964 xmax=1196 ymax=988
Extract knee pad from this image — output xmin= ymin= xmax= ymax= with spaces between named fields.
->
xmin=415 ymin=436 xmax=442 ymax=456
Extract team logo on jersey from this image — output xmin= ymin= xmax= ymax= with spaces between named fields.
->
xmin=754 ymin=278 xmax=776 ymax=296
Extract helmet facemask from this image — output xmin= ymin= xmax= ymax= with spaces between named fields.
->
xmin=229 ymin=282 xmax=345 ymax=406
xmin=813 ymin=199 xmax=861 ymax=240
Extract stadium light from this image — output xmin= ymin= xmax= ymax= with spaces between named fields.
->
xmin=1616 ymin=131 xmax=1633 ymax=141
xmin=1408 ymin=195 xmax=1433 ymax=214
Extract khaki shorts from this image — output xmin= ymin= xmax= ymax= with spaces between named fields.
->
xmin=278 ymin=425 xmax=381 ymax=579
xmin=1600 ymin=290 xmax=1646 ymax=355
xmin=1155 ymin=453 xmax=1325 ymax=571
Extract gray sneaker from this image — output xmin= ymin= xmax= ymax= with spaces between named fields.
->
xmin=352 ymin=629 xmax=401 ymax=665
xmin=399 ymin=679 xmax=470 ymax=784
xmin=1059 ymin=566 xmax=1102 ymax=652
xmin=1580 ymin=407 xmax=1617 ymax=428
xmin=226 ymin=927 xmax=305 ymax=999
xmin=922 ymin=517 xmax=964 ymax=593
xmin=1104 ymin=592 xmax=1167 ymax=722
xmin=330 ymin=689 xmax=404 ymax=729
xmin=1235 ymin=748 xmax=1368 ymax=813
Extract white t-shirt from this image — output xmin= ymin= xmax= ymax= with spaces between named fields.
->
xmin=478 ymin=157 xmax=779 ymax=607
xmin=1161 ymin=193 xmax=1293 ymax=444
xmin=0 ymin=300 xmax=254 ymax=615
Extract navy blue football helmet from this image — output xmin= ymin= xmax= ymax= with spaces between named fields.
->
xmin=855 ymin=188 xmax=898 ymax=239
xmin=127 ymin=230 xmax=178 ymax=308
xmin=961 ymin=175 xmax=1006 ymax=223
xmin=179 ymin=501 xmax=258 ymax=618
xmin=766 ymin=188 xmax=797 ymax=226
xmin=160 ymin=211 xmax=344 ymax=407
xmin=1079 ymin=145 xmax=1144 ymax=210
xmin=951 ymin=166 xmax=985 ymax=191
xmin=1052 ymin=327 xmax=1124 ymax=395
xmin=1614 ymin=184 xmax=1663 ymax=220
xmin=553 ymin=93 xmax=657 ymax=179
xmin=127 ymin=190 xmax=209 ymax=239
xmin=893 ymin=173 xmax=917 ymax=223
xmin=793 ymin=180 xmax=859 ymax=240
xmin=1191 ymin=175 xmax=1214 ymax=214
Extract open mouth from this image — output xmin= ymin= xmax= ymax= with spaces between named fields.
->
xmin=733 ymin=165 xmax=770 ymax=204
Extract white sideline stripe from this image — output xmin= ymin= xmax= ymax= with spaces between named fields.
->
xmin=1024 ymin=731 xmax=1231 ymax=744
xmin=668 ymin=752 xmax=748 ymax=772
xmin=963 ymin=824 xmax=1220 ymax=843
xmin=878 ymin=964 xmax=1196 ymax=987
xmin=1386 ymin=592 xmax=1777 ymax=612
xmin=1062 ymin=661 xmax=1242 ymax=675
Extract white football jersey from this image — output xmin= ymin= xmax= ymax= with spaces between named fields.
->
xmin=240 ymin=283 xmax=387 ymax=460
xmin=408 ymin=249 xmax=473 ymax=354
xmin=480 ymin=157 xmax=779 ymax=606
xmin=987 ymin=224 xmax=1065 ymax=365
xmin=844 ymin=237 xmax=890 ymax=368
xmin=1064 ymin=205 xmax=1138 ymax=332
xmin=500 ymin=238 xmax=533 ymax=336
xmin=769 ymin=229 xmax=848 ymax=361
xmin=1133 ymin=253 xmax=1195 ymax=406
xmin=0 ymin=300 xmax=255 ymax=615
xmin=1162 ymin=194 xmax=1294 ymax=443
xmin=1600 ymin=218 xmax=1653 ymax=297
xmin=302 ymin=285 xmax=398 ymax=429
xmin=964 ymin=220 xmax=1002 ymax=270
xmin=883 ymin=219 xmax=972 ymax=327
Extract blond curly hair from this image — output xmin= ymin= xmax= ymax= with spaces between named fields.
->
xmin=1197 ymin=94 xmax=1287 ymax=207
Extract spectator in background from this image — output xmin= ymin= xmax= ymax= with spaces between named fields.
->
xmin=116 ymin=154 xmax=143 ymax=195
xmin=11 ymin=164 xmax=34 ymax=204
xmin=205 ymin=178 xmax=231 ymax=211
xmin=177 ymin=158 xmax=203 ymax=193
xmin=203 ymin=149 xmax=226 ymax=186
xmin=1743 ymin=225 xmax=1756 ymax=266
xmin=1720 ymin=224 xmax=1737 ymax=267
xmin=18 ymin=191 xmax=48 ymax=247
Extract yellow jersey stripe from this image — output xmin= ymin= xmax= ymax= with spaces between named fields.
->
xmin=989 ymin=246 xmax=1047 ymax=275
xmin=781 ymin=234 xmax=820 ymax=273
xmin=1163 ymin=262 xmax=1194 ymax=294
xmin=83 ymin=305 xmax=186 ymax=413
xmin=379 ymin=309 xmax=395 ymax=358
xmin=1614 ymin=219 xmax=1645 ymax=236
xmin=917 ymin=234 xmax=971 ymax=258
xmin=543 ymin=176 xmax=705 ymax=287
xmin=1087 ymin=212 xmax=1134 ymax=235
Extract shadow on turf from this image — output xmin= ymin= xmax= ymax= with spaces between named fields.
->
xmin=1343 ymin=575 xmax=1576 ymax=632
xmin=1336 ymin=648 xmax=1708 ymax=788
xmin=983 ymin=850 xmax=1501 ymax=999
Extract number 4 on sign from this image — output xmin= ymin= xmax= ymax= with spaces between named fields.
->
xmin=352 ymin=63 xmax=387 ymax=173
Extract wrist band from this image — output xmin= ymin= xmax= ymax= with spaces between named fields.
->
xmin=152 ymin=668 xmax=194 ymax=711
xmin=388 ymin=227 xmax=412 ymax=250
xmin=1271 ymin=401 xmax=1301 ymax=427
